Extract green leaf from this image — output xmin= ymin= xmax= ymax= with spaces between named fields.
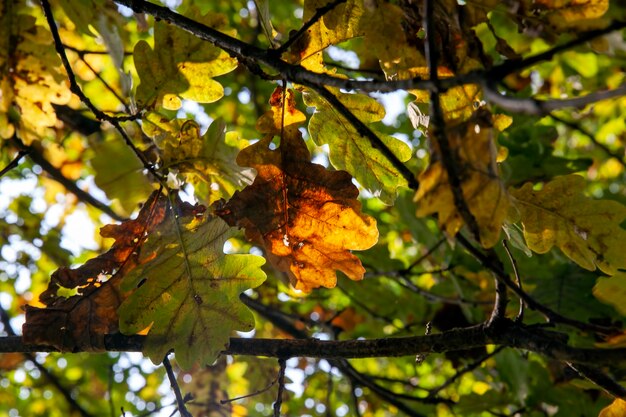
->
xmin=142 ymin=115 xmax=254 ymax=204
xmin=90 ymin=137 xmax=154 ymax=216
xmin=118 ymin=197 xmax=266 ymax=369
xmin=509 ymin=175 xmax=626 ymax=275
xmin=303 ymin=90 xmax=412 ymax=204
xmin=133 ymin=10 xmax=237 ymax=110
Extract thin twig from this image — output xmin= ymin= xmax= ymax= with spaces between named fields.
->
xmin=163 ymin=355 xmax=193 ymax=417
xmin=273 ymin=358 xmax=287 ymax=417
xmin=456 ymin=234 xmax=614 ymax=335
xmin=10 ymin=135 xmax=126 ymax=221
xmin=276 ymin=0 xmax=347 ymax=55
xmin=40 ymin=0 xmax=160 ymax=181
xmin=428 ymin=346 xmax=504 ymax=397
xmin=0 ymin=147 xmax=30 ymax=179
xmin=567 ymin=362 xmax=626 ymax=399
xmin=424 ymin=0 xmax=481 ymax=242
xmin=220 ymin=369 xmax=280 ymax=404
xmin=0 ymin=306 xmax=96 ymax=417
xmin=549 ymin=113 xmax=626 ymax=167
xmin=502 ymin=240 xmax=524 ymax=321
xmin=483 ymin=81 xmax=626 ymax=116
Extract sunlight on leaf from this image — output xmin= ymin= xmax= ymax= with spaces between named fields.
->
xmin=134 ymin=10 xmax=237 ymax=110
xmin=303 ymin=89 xmax=412 ymax=204
xmin=118 ymin=194 xmax=266 ymax=369
xmin=599 ymin=398 xmax=626 ymax=417
xmin=0 ymin=5 xmax=72 ymax=144
xmin=216 ymin=88 xmax=378 ymax=292
xmin=142 ymin=114 xmax=254 ymax=204
xmin=415 ymin=110 xmax=510 ymax=248
xmin=510 ymin=175 xmax=626 ymax=275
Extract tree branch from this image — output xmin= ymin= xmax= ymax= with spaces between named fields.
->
xmin=3 ymin=320 xmax=626 ymax=367
xmin=424 ymin=0 xmax=481 ymax=242
xmin=40 ymin=0 xmax=161 ymax=181
xmin=10 ymin=135 xmax=126 ymax=221
xmin=483 ymin=81 xmax=626 ymax=116
xmin=567 ymin=362 xmax=626 ymax=400
xmin=275 ymin=0 xmax=347 ymax=55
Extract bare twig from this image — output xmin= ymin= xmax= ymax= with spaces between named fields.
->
xmin=502 ymin=240 xmax=524 ymax=321
xmin=549 ymin=113 xmax=626 ymax=167
xmin=456 ymin=234 xmax=614 ymax=335
xmin=10 ymin=135 xmax=126 ymax=221
xmin=567 ymin=362 xmax=626 ymax=399
xmin=220 ymin=369 xmax=280 ymax=404
xmin=428 ymin=346 xmax=504 ymax=397
xmin=483 ymin=82 xmax=626 ymax=116
xmin=40 ymin=0 xmax=160 ymax=181
xmin=163 ymin=355 xmax=192 ymax=417
xmin=0 ymin=147 xmax=30 ymax=179
xmin=424 ymin=0 xmax=481 ymax=242
xmin=273 ymin=358 xmax=287 ymax=417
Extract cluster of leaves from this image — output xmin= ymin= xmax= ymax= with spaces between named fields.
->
xmin=1 ymin=0 xmax=626 ymax=416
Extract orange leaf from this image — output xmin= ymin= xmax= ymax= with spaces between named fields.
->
xmin=216 ymin=88 xmax=378 ymax=292
xmin=599 ymin=399 xmax=626 ymax=417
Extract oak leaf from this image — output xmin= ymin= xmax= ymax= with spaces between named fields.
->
xmin=134 ymin=10 xmax=237 ymax=110
xmin=142 ymin=114 xmax=254 ymax=204
xmin=414 ymin=110 xmax=510 ymax=248
xmin=118 ymin=196 xmax=266 ymax=369
xmin=303 ymin=89 xmax=412 ymax=204
xmin=510 ymin=174 xmax=626 ymax=275
xmin=22 ymin=192 xmax=168 ymax=351
xmin=216 ymin=88 xmax=378 ymax=292
xmin=0 ymin=6 xmax=72 ymax=143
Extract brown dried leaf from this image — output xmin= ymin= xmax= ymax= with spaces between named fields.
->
xmin=216 ymin=88 xmax=378 ymax=292
xmin=22 ymin=191 xmax=170 ymax=351
xmin=414 ymin=110 xmax=510 ymax=248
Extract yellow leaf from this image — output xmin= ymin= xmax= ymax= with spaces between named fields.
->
xmin=0 ymin=8 xmax=72 ymax=143
xmin=415 ymin=110 xmax=509 ymax=248
xmin=599 ymin=399 xmax=626 ymax=417
xmin=134 ymin=10 xmax=237 ymax=110
xmin=510 ymin=175 xmax=626 ymax=275
xmin=593 ymin=272 xmax=626 ymax=316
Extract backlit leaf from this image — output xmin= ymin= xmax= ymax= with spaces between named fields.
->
xmin=415 ymin=110 xmax=510 ymax=248
xmin=90 ymin=136 xmax=154 ymax=216
xmin=599 ymin=398 xmax=626 ymax=417
xmin=22 ymin=192 xmax=167 ymax=351
xmin=216 ymin=88 xmax=378 ymax=292
xmin=142 ymin=114 xmax=254 ymax=204
xmin=118 ymin=194 xmax=266 ymax=369
xmin=303 ymin=89 xmax=412 ymax=204
xmin=509 ymin=174 xmax=626 ymax=274
xmin=0 ymin=4 xmax=72 ymax=144
xmin=133 ymin=10 xmax=237 ymax=110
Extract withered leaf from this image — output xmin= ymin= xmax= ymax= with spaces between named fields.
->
xmin=22 ymin=191 xmax=170 ymax=351
xmin=414 ymin=109 xmax=510 ymax=248
xmin=216 ymin=88 xmax=378 ymax=292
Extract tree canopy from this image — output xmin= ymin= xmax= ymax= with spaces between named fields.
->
xmin=2 ymin=0 xmax=626 ymax=416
